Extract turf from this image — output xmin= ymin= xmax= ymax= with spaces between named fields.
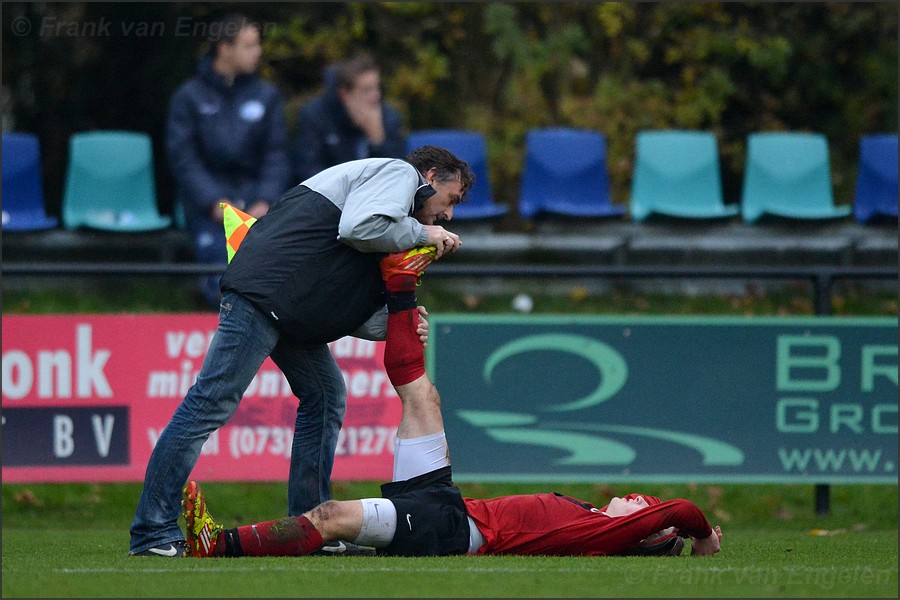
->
xmin=2 ymin=482 xmax=897 ymax=598
xmin=4 ymin=273 xmax=896 ymax=597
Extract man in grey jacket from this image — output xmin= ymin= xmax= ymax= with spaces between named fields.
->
xmin=129 ymin=146 xmax=474 ymax=558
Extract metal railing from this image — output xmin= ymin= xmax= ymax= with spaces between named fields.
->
xmin=4 ymin=261 xmax=895 ymax=315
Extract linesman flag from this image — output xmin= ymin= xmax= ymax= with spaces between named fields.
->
xmin=221 ymin=202 xmax=257 ymax=263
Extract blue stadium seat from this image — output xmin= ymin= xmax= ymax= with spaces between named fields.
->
xmin=853 ymin=133 xmax=898 ymax=223
xmin=1 ymin=132 xmax=59 ymax=231
xmin=406 ymin=129 xmax=508 ymax=220
xmin=630 ymin=130 xmax=739 ymax=221
xmin=518 ymin=127 xmax=625 ymax=219
xmin=741 ymin=132 xmax=851 ymax=223
xmin=62 ymin=130 xmax=172 ymax=232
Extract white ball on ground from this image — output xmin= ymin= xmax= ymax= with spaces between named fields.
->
xmin=511 ymin=293 xmax=534 ymax=313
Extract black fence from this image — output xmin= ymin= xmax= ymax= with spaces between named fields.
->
xmin=5 ymin=261 xmax=895 ymax=315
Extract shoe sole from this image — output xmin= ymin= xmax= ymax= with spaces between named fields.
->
xmin=181 ymin=481 xmax=203 ymax=557
xmin=380 ymin=247 xmax=438 ymax=280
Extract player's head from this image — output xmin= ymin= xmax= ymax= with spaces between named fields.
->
xmin=601 ymin=493 xmax=661 ymax=517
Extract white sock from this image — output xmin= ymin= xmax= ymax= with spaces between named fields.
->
xmin=392 ymin=431 xmax=450 ymax=481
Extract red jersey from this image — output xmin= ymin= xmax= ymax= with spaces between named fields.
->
xmin=463 ymin=492 xmax=713 ymax=556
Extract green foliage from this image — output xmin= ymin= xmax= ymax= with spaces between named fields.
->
xmin=4 ymin=3 xmax=895 ymax=218
xmin=253 ymin=3 xmax=897 ymax=209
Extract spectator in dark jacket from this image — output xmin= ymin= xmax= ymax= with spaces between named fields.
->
xmin=294 ymin=53 xmax=406 ymax=181
xmin=166 ymin=13 xmax=291 ymax=308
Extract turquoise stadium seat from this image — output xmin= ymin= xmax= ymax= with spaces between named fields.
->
xmin=406 ymin=129 xmax=508 ymax=220
xmin=853 ymin=133 xmax=898 ymax=223
xmin=62 ymin=130 xmax=172 ymax=231
xmin=630 ymin=130 xmax=739 ymax=221
xmin=518 ymin=127 xmax=625 ymax=219
xmin=2 ymin=132 xmax=59 ymax=231
xmin=741 ymin=132 xmax=851 ymax=223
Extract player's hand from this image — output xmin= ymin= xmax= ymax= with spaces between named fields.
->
xmin=691 ymin=525 xmax=722 ymax=556
xmin=416 ymin=305 xmax=429 ymax=347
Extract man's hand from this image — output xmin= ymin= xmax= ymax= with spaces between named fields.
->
xmin=210 ymin=200 xmax=229 ymax=223
xmin=246 ymin=201 xmax=270 ymax=218
xmin=416 ymin=306 xmax=429 ymax=347
xmin=423 ymin=225 xmax=461 ymax=258
xmin=691 ymin=525 xmax=722 ymax=556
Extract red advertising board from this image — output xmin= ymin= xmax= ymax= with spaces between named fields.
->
xmin=1 ymin=315 xmax=399 ymax=483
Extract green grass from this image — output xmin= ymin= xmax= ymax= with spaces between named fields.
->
xmin=3 ymin=282 xmax=896 ymax=597
xmin=2 ymin=529 xmax=895 ymax=598
xmin=2 ymin=482 xmax=897 ymax=598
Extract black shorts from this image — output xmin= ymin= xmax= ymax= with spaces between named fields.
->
xmin=377 ymin=466 xmax=471 ymax=557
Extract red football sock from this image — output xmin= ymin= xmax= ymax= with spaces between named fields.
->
xmin=223 ymin=516 xmax=324 ymax=557
xmin=385 ymin=273 xmax=418 ymax=293
xmin=384 ymin=308 xmax=425 ymax=386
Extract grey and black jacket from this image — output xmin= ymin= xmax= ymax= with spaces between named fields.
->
xmin=221 ymin=158 xmax=434 ymax=344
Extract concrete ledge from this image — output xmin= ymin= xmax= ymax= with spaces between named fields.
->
xmin=449 ymin=220 xmax=896 ymax=268
xmin=2 ymin=221 xmax=896 ymax=269
xmin=2 ymin=229 xmax=194 ymax=263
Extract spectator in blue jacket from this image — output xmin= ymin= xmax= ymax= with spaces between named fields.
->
xmin=166 ymin=13 xmax=291 ymax=309
xmin=294 ymin=53 xmax=407 ymax=181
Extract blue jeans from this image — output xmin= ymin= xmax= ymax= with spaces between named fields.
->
xmin=129 ymin=292 xmax=346 ymax=553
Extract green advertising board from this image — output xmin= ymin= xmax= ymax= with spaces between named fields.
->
xmin=429 ymin=316 xmax=898 ymax=484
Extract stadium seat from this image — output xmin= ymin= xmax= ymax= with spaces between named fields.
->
xmin=406 ymin=129 xmax=508 ymax=220
xmin=741 ymin=132 xmax=851 ymax=223
xmin=62 ymin=130 xmax=172 ymax=231
xmin=518 ymin=127 xmax=625 ymax=219
xmin=1 ymin=132 xmax=59 ymax=231
xmin=853 ymin=133 xmax=898 ymax=223
xmin=630 ymin=130 xmax=739 ymax=221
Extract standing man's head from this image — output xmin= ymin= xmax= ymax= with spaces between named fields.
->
xmin=405 ymin=146 xmax=476 ymax=225
xmin=334 ymin=53 xmax=382 ymax=111
xmin=208 ymin=13 xmax=262 ymax=82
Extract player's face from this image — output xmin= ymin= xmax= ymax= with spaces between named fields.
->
xmin=604 ymin=495 xmax=650 ymax=517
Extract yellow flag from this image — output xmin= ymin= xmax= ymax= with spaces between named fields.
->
xmin=221 ymin=202 xmax=257 ymax=263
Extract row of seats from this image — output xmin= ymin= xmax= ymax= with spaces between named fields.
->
xmin=410 ymin=128 xmax=898 ymax=224
xmin=2 ymin=128 xmax=897 ymax=233
xmin=3 ymin=131 xmax=170 ymax=233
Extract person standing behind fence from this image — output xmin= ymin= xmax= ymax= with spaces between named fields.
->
xmin=294 ymin=53 xmax=406 ymax=181
xmin=166 ymin=12 xmax=291 ymax=309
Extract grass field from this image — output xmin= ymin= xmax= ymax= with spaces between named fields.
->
xmin=2 ymin=481 xmax=897 ymax=598
xmin=4 ymin=279 xmax=897 ymax=597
